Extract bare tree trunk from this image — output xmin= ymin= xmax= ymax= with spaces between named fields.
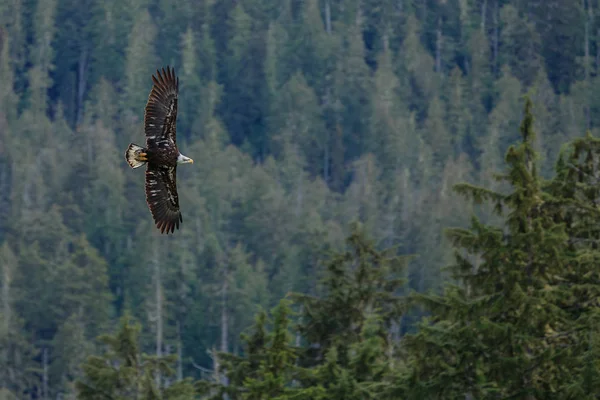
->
xmin=597 ymin=28 xmax=600 ymax=72
xmin=387 ymin=321 xmax=399 ymax=368
xmin=211 ymin=347 xmax=219 ymax=382
xmin=493 ymin=0 xmax=499 ymax=74
xmin=1 ymin=245 xmax=12 ymax=393
xmin=76 ymin=47 xmax=88 ymax=126
xmin=195 ymin=215 xmax=203 ymax=250
xmin=481 ymin=0 xmax=487 ymax=31
xmin=153 ymin=239 xmax=163 ymax=388
xmin=325 ymin=0 xmax=332 ymax=34
xmin=324 ymin=131 xmax=330 ymax=182
xmin=220 ymin=276 xmax=228 ymax=355
xmin=584 ymin=0 xmax=592 ymax=130
xmin=295 ymin=170 xmax=303 ymax=217
xmin=435 ymin=19 xmax=442 ymax=74
xmin=42 ymin=348 xmax=48 ymax=400
xmin=323 ymin=88 xmax=331 ymax=183
xmin=176 ymin=320 xmax=183 ymax=381
xmin=1 ymin=248 xmax=11 ymax=334
xmin=219 ymin=259 xmax=230 ymax=391
xmin=210 ymin=346 xmax=228 ymax=399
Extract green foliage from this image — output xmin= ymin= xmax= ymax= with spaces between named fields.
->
xmin=1 ymin=242 xmax=39 ymax=396
xmin=2 ymin=0 xmax=600 ymax=397
xmin=76 ymin=313 xmax=197 ymax=400
xmin=123 ymin=9 xmax=158 ymax=114
xmin=401 ymin=98 xmax=600 ymax=398
xmin=292 ymin=223 xmax=406 ymax=370
xmin=202 ymin=227 xmax=407 ymax=399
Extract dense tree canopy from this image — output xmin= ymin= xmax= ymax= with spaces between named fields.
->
xmin=2 ymin=0 xmax=600 ymax=398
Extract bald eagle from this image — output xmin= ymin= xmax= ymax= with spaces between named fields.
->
xmin=125 ymin=67 xmax=193 ymax=234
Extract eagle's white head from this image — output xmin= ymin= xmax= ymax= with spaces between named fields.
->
xmin=177 ymin=153 xmax=194 ymax=164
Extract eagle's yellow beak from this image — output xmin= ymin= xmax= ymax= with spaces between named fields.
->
xmin=177 ymin=154 xmax=194 ymax=164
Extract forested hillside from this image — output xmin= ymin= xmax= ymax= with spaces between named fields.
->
xmin=1 ymin=0 xmax=598 ymax=398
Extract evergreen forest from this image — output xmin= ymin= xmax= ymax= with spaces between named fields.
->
xmin=2 ymin=0 xmax=600 ymax=398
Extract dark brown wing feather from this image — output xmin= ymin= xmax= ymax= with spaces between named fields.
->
xmin=144 ymin=66 xmax=179 ymax=148
xmin=145 ymin=164 xmax=182 ymax=234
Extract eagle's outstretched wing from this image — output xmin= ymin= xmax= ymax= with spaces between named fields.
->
xmin=144 ymin=66 xmax=179 ymax=148
xmin=145 ymin=164 xmax=182 ymax=234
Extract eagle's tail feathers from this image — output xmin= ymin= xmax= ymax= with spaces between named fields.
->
xmin=125 ymin=143 xmax=147 ymax=169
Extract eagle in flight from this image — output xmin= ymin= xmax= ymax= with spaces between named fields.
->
xmin=125 ymin=66 xmax=193 ymax=234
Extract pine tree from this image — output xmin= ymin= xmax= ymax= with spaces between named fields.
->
xmin=221 ymin=2 xmax=267 ymax=157
xmin=123 ymin=8 xmax=157 ymax=115
xmin=0 ymin=242 xmax=39 ymax=398
xmin=422 ymin=96 xmax=451 ymax=172
xmin=398 ymin=14 xmax=437 ymax=113
xmin=291 ymin=0 xmax=337 ymax=93
xmin=199 ymin=227 xmax=407 ymax=399
xmin=544 ymin=132 xmax=600 ymax=397
xmin=498 ymin=4 xmax=542 ymax=87
xmin=341 ymin=155 xmax=383 ymax=240
xmin=52 ymin=0 xmax=104 ymax=126
xmin=178 ymin=26 xmax=203 ymax=140
xmin=26 ymin=0 xmax=58 ymax=115
xmin=0 ymin=30 xmax=16 ymax=241
xmin=331 ymin=18 xmax=371 ymax=165
xmin=402 ymin=97 xmax=573 ymax=398
xmin=75 ymin=313 xmax=196 ymax=399
xmin=197 ymin=300 xmax=298 ymax=400
xmin=49 ymin=311 xmax=93 ymax=398
xmin=0 ymin=27 xmax=17 ymax=123
xmin=0 ymin=0 xmax=26 ymax=88
xmin=268 ymin=71 xmax=325 ymax=178
xmin=444 ymin=67 xmax=472 ymax=155
xmin=292 ymin=223 xmax=406 ymax=371
xmin=368 ymin=39 xmax=413 ymax=184
xmin=479 ymin=65 xmax=523 ymax=193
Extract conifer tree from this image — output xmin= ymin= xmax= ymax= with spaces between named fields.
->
xmin=27 ymin=0 xmax=57 ymax=115
xmin=123 ymin=9 xmax=157 ymax=114
xmin=292 ymin=223 xmax=406 ymax=371
xmin=268 ymin=71 xmax=325 ymax=178
xmin=221 ymin=2 xmax=267 ymax=156
xmin=75 ymin=313 xmax=196 ymax=399
xmin=49 ymin=311 xmax=93 ymax=398
xmin=399 ymin=14 xmax=437 ymax=112
xmin=178 ymin=26 xmax=203 ymax=140
xmin=498 ymin=4 xmax=542 ymax=87
xmin=402 ymin=97 xmax=573 ymax=398
xmin=200 ymin=227 xmax=407 ymax=399
xmin=0 ymin=29 xmax=15 ymax=240
xmin=544 ymin=132 xmax=600 ymax=397
xmin=0 ymin=242 xmax=39 ymax=398
xmin=332 ymin=19 xmax=371 ymax=164
xmin=368 ymin=39 xmax=411 ymax=182
xmin=479 ymin=66 xmax=522 ymax=192
xmin=198 ymin=299 xmax=299 ymax=400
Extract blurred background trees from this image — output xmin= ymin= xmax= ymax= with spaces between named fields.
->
xmin=1 ymin=0 xmax=599 ymax=397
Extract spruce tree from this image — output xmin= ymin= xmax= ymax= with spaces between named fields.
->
xmin=198 ymin=300 xmax=299 ymax=400
xmin=289 ymin=223 xmax=406 ymax=400
xmin=544 ymin=132 xmax=600 ymax=397
xmin=200 ymin=226 xmax=407 ymax=399
xmin=402 ymin=97 xmax=572 ymax=398
xmin=75 ymin=313 xmax=196 ymax=400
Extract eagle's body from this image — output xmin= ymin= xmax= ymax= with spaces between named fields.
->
xmin=125 ymin=67 xmax=193 ymax=234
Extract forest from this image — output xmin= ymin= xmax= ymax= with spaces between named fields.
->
xmin=2 ymin=0 xmax=600 ymax=398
